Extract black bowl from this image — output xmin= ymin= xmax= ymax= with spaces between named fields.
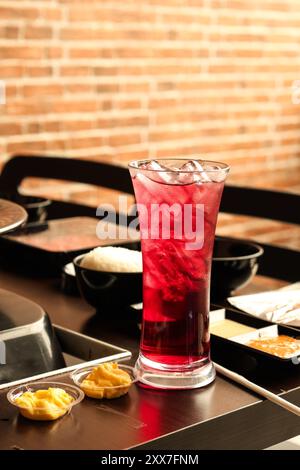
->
xmin=14 ymin=195 xmax=51 ymax=224
xmin=0 ymin=193 xmax=51 ymax=224
xmin=74 ymin=253 xmax=143 ymax=310
xmin=211 ymin=236 xmax=264 ymax=300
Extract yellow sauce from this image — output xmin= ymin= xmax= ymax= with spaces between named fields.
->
xmin=81 ymin=362 xmax=132 ymax=399
xmin=210 ymin=319 xmax=256 ymax=339
xmin=14 ymin=387 xmax=74 ymax=421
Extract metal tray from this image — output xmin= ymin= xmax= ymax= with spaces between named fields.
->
xmin=0 ymin=324 xmax=131 ymax=390
xmin=210 ymin=307 xmax=300 ymax=370
xmin=0 ymin=217 xmax=140 ymax=275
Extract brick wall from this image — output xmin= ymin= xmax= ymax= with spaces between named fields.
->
xmin=0 ymin=0 xmax=299 ymax=248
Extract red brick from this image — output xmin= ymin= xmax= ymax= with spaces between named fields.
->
xmin=96 ymin=84 xmax=119 ymax=94
xmin=24 ymin=26 xmax=52 ymax=40
xmin=120 ymin=82 xmax=150 ymax=93
xmin=65 ymin=83 xmax=95 ymax=94
xmin=0 ymin=123 xmax=22 ymax=136
xmin=46 ymin=139 xmax=67 ymax=151
xmin=114 ymin=99 xmax=142 ymax=110
xmin=0 ymin=7 xmax=38 ymax=20
xmin=117 ymin=149 xmax=150 ymax=162
xmin=216 ymin=49 xmax=263 ymax=58
xmin=25 ymin=66 xmax=53 ymax=77
xmin=68 ymin=7 xmax=157 ymax=23
xmin=0 ymin=26 xmax=19 ymax=39
xmin=97 ymin=116 xmax=148 ymax=128
xmin=60 ymin=66 xmax=91 ymax=76
xmin=40 ymin=8 xmax=62 ymax=21
xmin=108 ymin=133 xmax=141 ymax=146
xmin=0 ymin=46 xmax=43 ymax=59
xmin=0 ymin=66 xmax=23 ymax=78
xmin=276 ymin=123 xmax=300 ymax=132
xmin=24 ymin=122 xmax=61 ymax=133
xmin=69 ymin=48 xmax=99 ymax=59
xmin=62 ymin=120 xmax=95 ymax=131
xmin=5 ymin=85 xmax=18 ymax=98
xmin=50 ymin=100 xmax=98 ymax=113
xmin=5 ymin=102 xmax=46 ymax=116
xmin=7 ymin=141 xmax=47 ymax=154
xmin=149 ymin=98 xmax=178 ymax=109
xmin=69 ymin=136 xmax=104 ymax=149
xmin=46 ymin=47 xmax=62 ymax=59
xmin=94 ymin=66 xmax=117 ymax=76
xmin=23 ymin=84 xmax=64 ymax=97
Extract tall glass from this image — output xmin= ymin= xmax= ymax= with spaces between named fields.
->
xmin=129 ymin=159 xmax=229 ymax=389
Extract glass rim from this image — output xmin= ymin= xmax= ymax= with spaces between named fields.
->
xmin=128 ymin=158 xmax=230 ymax=173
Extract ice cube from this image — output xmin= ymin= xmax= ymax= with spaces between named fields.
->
xmin=140 ymin=160 xmax=166 ymax=171
xmin=205 ymin=164 xmax=227 ymax=183
xmin=180 ymin=160 xmax=204 ymax=172
xmin=180 ymin=160 xmax=211 ymax=183
xmin=138 ymin=159 xmax=220 ymax=186
xmin=140 ymin=160 xmax=179 ymax=184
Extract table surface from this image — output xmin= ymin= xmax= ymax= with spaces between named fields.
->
xmin=0 ymin=270 xmax=299 ymax=450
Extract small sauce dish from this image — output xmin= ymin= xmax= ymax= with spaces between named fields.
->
xmin=71 ymin=364 xmax=137 ymax=399
xmin=7 ymin=381 xmax=84 ymax=421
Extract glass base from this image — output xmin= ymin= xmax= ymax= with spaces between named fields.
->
xmin=134 ymin=354 xmax=216 ymax=390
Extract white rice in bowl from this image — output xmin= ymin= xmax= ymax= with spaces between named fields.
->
xmin=80 ymin=246 xmax=142 ymax=273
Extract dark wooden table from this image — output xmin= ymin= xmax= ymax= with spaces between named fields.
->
xmin=0 ymin=270 xmax=299 ymax=450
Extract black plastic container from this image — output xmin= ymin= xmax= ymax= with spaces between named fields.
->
xmin=210 ymin=307 xmax=300 ymax=375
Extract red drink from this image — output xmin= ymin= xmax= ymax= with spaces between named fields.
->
xmin=129 ymin=159 xmax=229 ymax=389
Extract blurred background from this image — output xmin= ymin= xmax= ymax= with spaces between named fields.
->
xmin=0 ymin=0 xmax=299 ymax=248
